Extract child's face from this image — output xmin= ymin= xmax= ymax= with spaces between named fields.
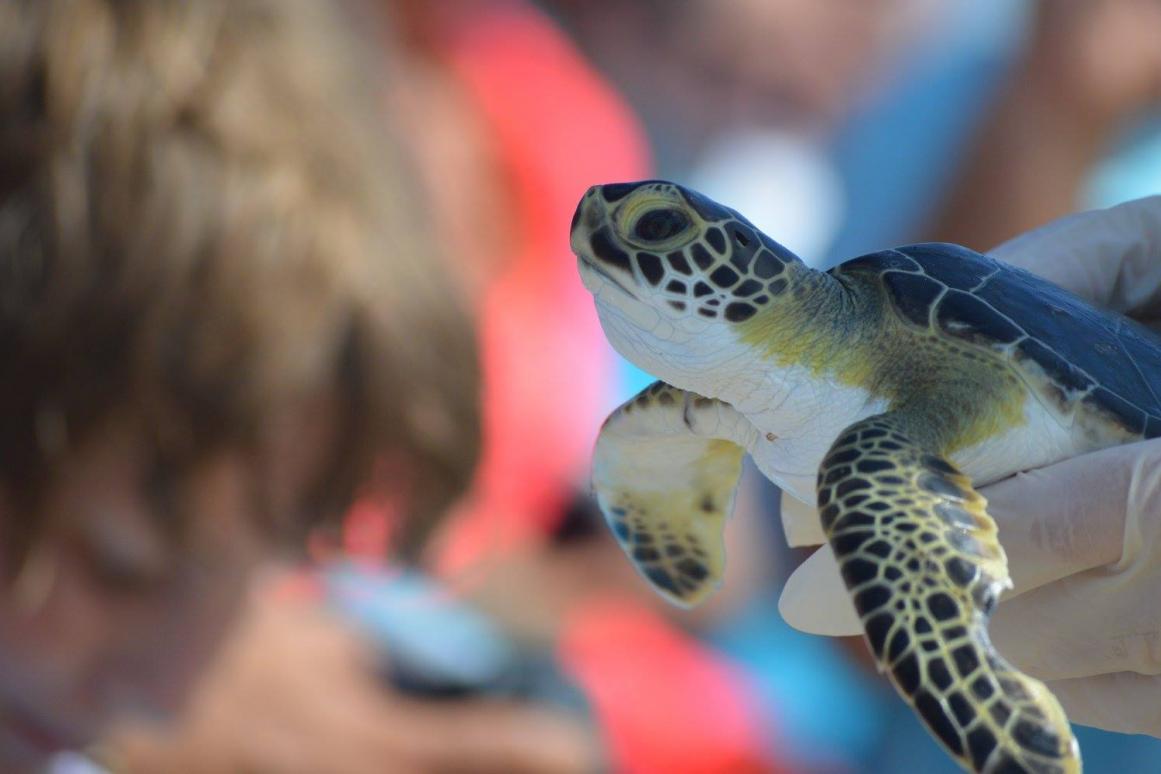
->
xmin=0 ymin=426 xmax=273 ymax=769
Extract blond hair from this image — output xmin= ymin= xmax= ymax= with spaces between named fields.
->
xmin=0 ymin=0 xmax=479 ymax=562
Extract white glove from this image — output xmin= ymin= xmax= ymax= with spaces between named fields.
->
xmin=778 ymin=195 xmax=1161 ymax=737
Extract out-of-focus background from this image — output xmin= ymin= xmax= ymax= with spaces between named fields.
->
xmin=6 ymin=0 xmax=1161 ymax=772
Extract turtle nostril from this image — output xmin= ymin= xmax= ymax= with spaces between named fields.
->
xmin=570 ymin=197 xmax=584 ymax=235
xmin=572 ymin=188 xmax=607 ymax=239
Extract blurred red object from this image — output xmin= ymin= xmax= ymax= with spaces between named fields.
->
xmin=561 ymin=598 xmax=788 ymax=774
xmin=423 ymin=1 xmax=650 ymax=571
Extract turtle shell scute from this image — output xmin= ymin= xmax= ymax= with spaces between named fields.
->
xmin=836 ymin=248 xmax=921 ymax=274
xmin=893 ymin=242 xmax=1161 ymax=435
xmin=881 ymin=270 xmax=943 ymax=328
xmin=936 ymin=290 xmax=1024 ymax=346
xmin=896 ymin=243 xmax=999 ymax=291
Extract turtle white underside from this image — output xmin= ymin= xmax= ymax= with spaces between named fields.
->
xmin=734 ymin=371 xmax=1108 ymax=544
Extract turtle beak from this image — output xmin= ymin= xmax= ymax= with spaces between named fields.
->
xmin=571 ymin=185 xmax=636 ymax=275
xmin=570 ymin=185 xmax=605 ymax=259
xmin=571 ymin=188 xmax=639 ymax=299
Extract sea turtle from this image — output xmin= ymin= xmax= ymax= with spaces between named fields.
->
xmin=570 ymin=180 xmax=1161 ymax=773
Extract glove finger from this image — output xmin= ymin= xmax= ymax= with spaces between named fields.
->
xmin=989 ymin=195 xmax=1161 ymax=319
xmin=988 ymin=439 xmax=1161 ymax=680
xmin=780 ymin=489 xmax=826 ymax=548
xmin=1045 ymin=672 xmax=1161 ymax=738
xmin=991 ymin=563 xmax=1161 ymax=681
xmin=980 ymin=440 xmax=1146 ymax=597
xmin=778 ymin=544 xmax=861 ymax=636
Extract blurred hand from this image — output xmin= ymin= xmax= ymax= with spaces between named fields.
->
xmin=458 ymin=497 xmax=773 ymax=645
xmin=457 ymin=536 xmax=660 ymax=646
xmin=780 ymin=196 xmax=1161 ymax=737
xmin=108 ymin=572 xmax=597 ymax=774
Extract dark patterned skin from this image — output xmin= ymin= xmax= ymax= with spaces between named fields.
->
xmin=578 ymin=180 xmax=798 ymax=322
xmin=818 ymin=414 xmax=1078 ymax=773
xmin=591 ymin=381 xmax=747 ymax=607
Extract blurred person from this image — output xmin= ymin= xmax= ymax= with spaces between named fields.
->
xmin=0 ymin=0 xmax=600 ymax=771
xmin=62 ymin=0 xmax=786 ymax=772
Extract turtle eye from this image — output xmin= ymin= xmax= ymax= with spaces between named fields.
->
xmin=633 ymin=208 xmax=690 ymax=243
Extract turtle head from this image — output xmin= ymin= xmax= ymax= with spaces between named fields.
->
xmin=571 ymin=180 xmax=804 ymax=385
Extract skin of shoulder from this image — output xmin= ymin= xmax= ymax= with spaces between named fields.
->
xmin=734 ymin=256 xmax=1028 ymax=456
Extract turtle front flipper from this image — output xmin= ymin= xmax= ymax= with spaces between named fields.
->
xmin=592 ymin=381 xmax=752 ymax=608
xmin=819 ymin=413 xmax=1080 ymax=774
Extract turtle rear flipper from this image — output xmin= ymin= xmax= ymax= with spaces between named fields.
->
xmin=820 ymin=413 xmax=1080 ymax=773
xmin=592 ymin=381 xmax=752 ymax=608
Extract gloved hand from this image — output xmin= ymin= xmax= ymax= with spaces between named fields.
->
xmin=779 ymin=195 xmax=1161 ymax=737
